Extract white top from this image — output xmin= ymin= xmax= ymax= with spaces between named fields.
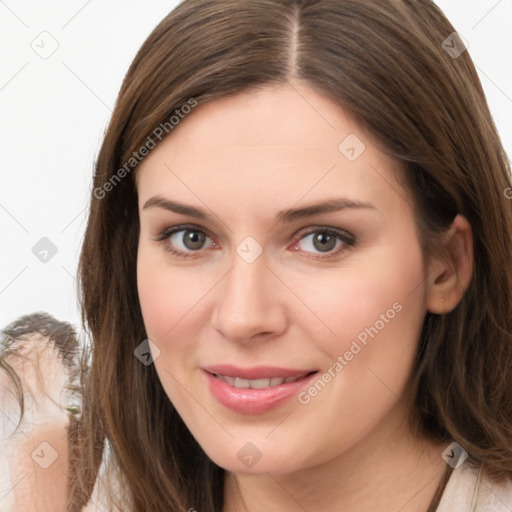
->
xmin=437 ymin=460 xmax=512 ymax=511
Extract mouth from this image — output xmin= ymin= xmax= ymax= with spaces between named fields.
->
xmin=202 ymin=365 xmax=319 ymax=414
xmin=207 ymin=371 xmax=317 ymax=389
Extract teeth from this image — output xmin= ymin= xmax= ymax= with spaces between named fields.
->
xmin=216 ymin=373 xmax=307 ymax=389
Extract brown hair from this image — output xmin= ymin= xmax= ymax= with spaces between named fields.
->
xmin=73 ymin=0 xmax=512 ymax=510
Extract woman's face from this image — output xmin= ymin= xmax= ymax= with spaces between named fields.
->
xmin=136 ymin=82 xmax=431 ymax=474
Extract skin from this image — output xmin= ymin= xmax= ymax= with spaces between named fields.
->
xmin=136 ymin=81 xmax=473 ymax=512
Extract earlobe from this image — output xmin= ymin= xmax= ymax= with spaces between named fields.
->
xmin=426 ymin=214 xmax=474 ymax=314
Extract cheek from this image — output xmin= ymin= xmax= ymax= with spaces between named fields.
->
xmin=137 ymin=245 xmax=204 ymax=341
xmin=285 ymin=239 xmax=426 ymax=362
xmin=301 ymin=241 xmax=427 ymax=418
xmin=137 ymin=250 xmax=170 ymax=339
xmin=282 ymin=244 xmax=428 ymax=451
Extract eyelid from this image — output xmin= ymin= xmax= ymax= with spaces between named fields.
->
xmin=288 ymin=225 xmax=355 ymax=259
xmin=152 ymin=224 xmax=218 ymax=258
xmin=291 ymin=225 xmax=354 ymax=243
xmin=154 ymin=223 xmax=216 ymax=242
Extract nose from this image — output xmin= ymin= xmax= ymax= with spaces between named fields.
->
xmin=210 ymin=249 xmax=287 ymax=344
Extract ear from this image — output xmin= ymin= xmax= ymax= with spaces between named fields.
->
xmin=426 ymin=214 xmax=473 ymax=314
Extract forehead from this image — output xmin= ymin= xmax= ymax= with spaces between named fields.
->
xmin=136 ymin=82 xmax=410 ymax=222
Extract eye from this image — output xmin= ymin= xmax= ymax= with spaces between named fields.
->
xmin=154 ymin=225 xmax=355 ymax=260
xmin=290 ymin=227 xmax=355 ymax=259
xmin=154 ymin=225 xmax=217 ymax=258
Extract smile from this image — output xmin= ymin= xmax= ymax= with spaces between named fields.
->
xmin=202 ymin=366 xmax=319 ymax=414
xmin=213 ymin=373 xmax=312 ymax=389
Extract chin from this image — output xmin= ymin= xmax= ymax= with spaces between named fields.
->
xmin=197 ymin=436 xmax=310 ymax=475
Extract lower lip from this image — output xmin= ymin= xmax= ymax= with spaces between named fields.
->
xmin=203 ymin=370 xmax=317 ymax=414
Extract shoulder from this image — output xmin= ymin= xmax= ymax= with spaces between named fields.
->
xmin=478 ymin=468 xmax=512 ymax=511
xmin=437 ymin=460 xmax=512 ymax=511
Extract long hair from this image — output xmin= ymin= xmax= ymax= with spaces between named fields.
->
xmin=73 ymin=1 xmax=512 ymax=510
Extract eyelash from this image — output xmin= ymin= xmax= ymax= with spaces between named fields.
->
xmin=153 ymin=224 xmax=356 ymax=261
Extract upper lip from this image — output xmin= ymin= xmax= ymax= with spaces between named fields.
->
xmin=202 ymin=364 xmax=318 ymax=380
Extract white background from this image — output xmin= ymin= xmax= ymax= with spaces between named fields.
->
xmin=1 ymin=0 xmax=511 ymax=335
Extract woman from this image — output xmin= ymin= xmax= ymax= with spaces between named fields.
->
xmin=73 ymin=0 xmax=512 ymax=510
xmin=3 ymin=0 xmax=512 ymax=510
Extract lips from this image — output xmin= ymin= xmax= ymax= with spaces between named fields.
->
xmin=202 ymin=365 xmax=319 ymax=414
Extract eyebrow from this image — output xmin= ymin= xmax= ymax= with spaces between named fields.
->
xmin=142 ymin=195 xmax=376 ymax=223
